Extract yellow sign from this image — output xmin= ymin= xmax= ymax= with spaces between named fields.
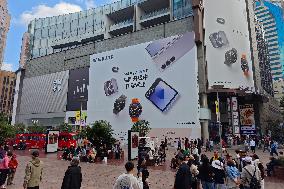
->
xmin=75 ymin=111 xmax=81 ymax=121
xmin=215 ymin=100 xmax=219 ymax=113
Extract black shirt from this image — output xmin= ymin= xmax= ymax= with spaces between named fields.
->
xmin=174 ymin=162 xmax=192 ymax=189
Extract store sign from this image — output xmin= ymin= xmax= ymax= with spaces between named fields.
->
xmin=53 ymin=79 xmax=62 ymax=92
xmin=239 ymin=104 xmax=256 ymax=133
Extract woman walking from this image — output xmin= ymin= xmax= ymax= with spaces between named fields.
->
xmin=61 ymin=157 xmax=82 ymax=189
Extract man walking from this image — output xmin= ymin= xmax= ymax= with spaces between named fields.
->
xmin=250 ymin=138 xmax=256 ymax=153
xmin=241 ymin=157 xmax=261 ymax=189
xmin=174 ymin=155 xmax=192 ymax=189
xmin=270 ymin=141 xmax=278 ymax=157
xmin=113 ymin=162 xmax=143 ymax=189
xmin=23 ymin=150 xmax=43 ymax=189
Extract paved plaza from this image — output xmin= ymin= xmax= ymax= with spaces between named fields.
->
xmin=3 ymin=147 xmax=284 ymax=189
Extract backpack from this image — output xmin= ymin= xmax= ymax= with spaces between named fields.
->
xmin=244 ymin=166 xmax=261 ymax=189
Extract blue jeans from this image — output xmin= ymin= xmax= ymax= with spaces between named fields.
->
xmin=202 ymin=181 xmax=215 ymax=189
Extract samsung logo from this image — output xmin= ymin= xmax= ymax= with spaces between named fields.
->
xmin=93 ymin=55 xmax=114 ymax=62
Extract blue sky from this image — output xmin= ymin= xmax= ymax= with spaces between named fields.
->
xmin=2 ymin=0 xmax=112 ymax=71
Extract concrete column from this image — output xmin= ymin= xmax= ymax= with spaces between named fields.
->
xmin=135 ymin=5 xmax=143 ymax=31
xmin=200 ymin=93 xmax=209 ymax=141
xmin=169 ymin=0 xmax=173 ymax=21
xmin=104 ymin=15 xmax=113 ymax=39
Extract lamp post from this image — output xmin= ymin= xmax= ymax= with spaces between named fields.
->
xmin=77 ymin=96 xmax=87 ymax=131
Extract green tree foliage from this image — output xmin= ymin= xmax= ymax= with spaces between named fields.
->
xmin=14 ymin=123 xmax=26 ymax=134
xmin=131 ymin=120 xmax=151 ymax=137
xmin=58 ymin=123 xmax=73 ymax=132
xmin=0 ymin=113 xmax=16 ymax=144
xmin=86 ymin=120 xmax=116 ymax=148
xmin=27 ymin=123 xmax=46 ymax=133
xmin=268 ymin=120 xmax=284 ymax=143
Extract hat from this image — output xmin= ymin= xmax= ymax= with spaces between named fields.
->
xmin=31 ymin=150 xmax=39 ymax=157
xmin=212 ymin=160 xmax=224 ymax=170
xmin=243 ymin=156 xmax=252 ymax=163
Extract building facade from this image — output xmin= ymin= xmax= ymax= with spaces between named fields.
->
xmin=0 ymin=70 xmax=16 ymax=118
xmin=255 ymin=0 xmax=284 ymax=100
xmin=19 ymin=32 xmax=30 ymax=68
xmin=13 ymin=0 xmax=281 ymax=140
xmin=0 ymin=0 xmax=10 ymax=68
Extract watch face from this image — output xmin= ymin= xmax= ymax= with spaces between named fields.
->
xmin=145 ymin=78 xmax=179 ymax=112
xmin=104 ymin=78 xmax=118 ymax=96
xmin=209 ymin=31 xmax=229 ymax=48
xmin=224 ymin=48 xmax=238 ymax=65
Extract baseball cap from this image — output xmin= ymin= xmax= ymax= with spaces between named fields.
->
xmin=243 ymin=156 xmax=252 ymax=163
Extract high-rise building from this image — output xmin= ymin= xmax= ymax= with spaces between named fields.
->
xmin=255 ymin=19 xmax=274 ymax=96
xmin=12 ymin=0 xmax=281 ymax=140
xmin=0 ymin=70 xmax=16 ymax=118
xmin=0 ymin=0 xmax=10 ymax=68
xmin=255 ymin=0 xmax=284 ymax=100
xmin=19 ymin=32 xmax=30 ymax=68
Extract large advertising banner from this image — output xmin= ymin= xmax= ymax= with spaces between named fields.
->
xmin=45 ymin=130 xmax=59 ymax=153
xmin=88 ymin=32 xmax=200 ymax=139
xmin=204 ymin=0 xmax=255 ymax=91
xmin=239 ymin=104 xmax=256 ymax=135
xmin=67 ymin=67 xmax=89 ymax=111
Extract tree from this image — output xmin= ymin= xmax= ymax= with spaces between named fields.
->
xmin=86 ymin=120 xmax=116 ymax=148
xmin=58 ymin=123 xmax=73 ymax=132
xmin=267 ymin=120 xmax=284 ymax=143
xmin=14 ymin=123 xmax=26 ymax=134
xmin=131 ymin=120 xmax=151 ymax=137
xmin=0 ymin=113 xmax=16 ymax=144
xmin=27 ymin=123 xmax=46 ymax=133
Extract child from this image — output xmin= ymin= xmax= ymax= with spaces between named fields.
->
xmin=7 ymin=154 xmax=18 ymax=185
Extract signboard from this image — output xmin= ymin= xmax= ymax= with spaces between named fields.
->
xmin=231 ymin=97 xmax=240 ymax=134
xmin=129 ymin=131 xmax=139 ymax=160
xmin=204 ymin=0 xmax=254 ymax=91
xmin=88 ymin=32 xmax=200 ymax=139
xmin=239 ymin=104 xmax=256 ymax=134
xmin=45 ymin=130 xmax=59 ymax=153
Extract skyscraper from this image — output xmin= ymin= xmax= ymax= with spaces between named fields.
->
xmin=255 ymin=0 xmax=284 ymax=100
xmin=0 ymin=0 xmax=10 ymax=69
xmin=19 ymin=32 xmax=30 ymax=68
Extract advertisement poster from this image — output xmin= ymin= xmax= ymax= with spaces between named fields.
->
xmin=130 ymin=132 xmax=139 ymax=160
xmin=88 ymin=32 xmax=200 ymax=140
xmin=204 ymin=0 xmax=255 ymax=91
xmin=67 ymin=67 xmax=89 ymax=111
xmin=46 ymin=130 xmax=59 ymax=153
xmin=239 ymin=104 xmax=256 ymax=134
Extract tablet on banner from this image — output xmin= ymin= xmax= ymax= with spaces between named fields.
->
xmin=46 ymin=130 xmax=59 ymax=153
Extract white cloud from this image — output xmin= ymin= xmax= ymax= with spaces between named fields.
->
xmin=85 ymin=0 xmax=96 ymax=9
xmin=19 ymin=2 xmax=82 ymax=25
xmin=1 ymin=63 xmax=14 ymax=72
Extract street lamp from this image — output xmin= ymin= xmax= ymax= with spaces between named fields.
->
xmin=77 ymin=96 xmax=87 ymax=131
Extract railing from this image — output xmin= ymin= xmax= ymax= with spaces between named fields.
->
xmin=109 ymin=19 xmax=133 ymax=31
xmin=140 ymin=8 xmax=170 ymax=20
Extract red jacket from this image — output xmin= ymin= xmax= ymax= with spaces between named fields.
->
xmin=8 ymin=158 xmax=18 ymax=169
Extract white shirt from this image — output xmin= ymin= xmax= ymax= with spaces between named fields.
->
xmin=113 ymin=173 xmax=143 ymax=189
xmin=250 ymin=140 xmax=255 ymax=147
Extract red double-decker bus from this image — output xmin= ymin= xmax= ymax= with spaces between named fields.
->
xmin=13 ymin=132 xmax=78 ymax=150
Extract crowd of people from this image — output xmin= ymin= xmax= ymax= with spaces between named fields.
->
xmin=61 ymin=139 xmax=122 ymax=163
xmin=0 ymin=134 xmax=283 ymax=189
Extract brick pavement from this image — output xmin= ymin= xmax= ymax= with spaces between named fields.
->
xmin=4 ymin=148 xmax=284 ymax=189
